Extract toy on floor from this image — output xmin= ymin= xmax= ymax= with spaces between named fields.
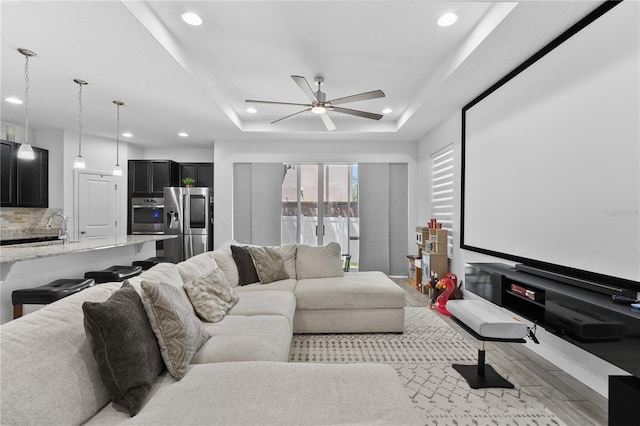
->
xmin=434 ymin=273 xmax=458 ymax=316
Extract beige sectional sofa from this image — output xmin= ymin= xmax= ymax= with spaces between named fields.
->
xmin=0 ymin=242 xmax=417 ymax=425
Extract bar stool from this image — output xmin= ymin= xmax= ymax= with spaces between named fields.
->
xmin=84 ymin=265 xmax=142 ymax=284
xmin=12 ymin=278 xmax=95 ymax=319
xmin=132 ymin=256 xmax=175 ymax=271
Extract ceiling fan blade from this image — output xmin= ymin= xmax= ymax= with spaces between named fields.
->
xmin=271 ymin=108 xmax=312 ymax=124
xmin=291 ymin=75 xmax=318 ymax=102
xmin=331 ymin=106 xmax=383 ymax=121
xmin=246 ymin=100 xmax=311 ymax=107
xmin=328 ymin=89 xmax=385 ymax=106
xmin=320 ymin=113 xmax=336 ymax=131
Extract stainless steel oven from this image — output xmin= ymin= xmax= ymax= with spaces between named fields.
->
xmin=131 ymin=197 xmax=164 ymax=234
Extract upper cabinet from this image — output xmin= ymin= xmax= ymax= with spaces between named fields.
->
xmin=128 ymin=160 xmax=180 ymax=196
xmin=179 ymin=162 xmax=214 ymax=188
xmin=1 ymin=140 xmax=48 ymax=208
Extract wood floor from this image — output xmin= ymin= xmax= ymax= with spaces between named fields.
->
xmin=391 ymin=277 xmax=608 ymax=426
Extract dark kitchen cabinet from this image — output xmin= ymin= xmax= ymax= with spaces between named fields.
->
xmin=1 ymin=140 xmax=48 ymax=207
xmin=128 ymin=160 xmax=179 ymax=196
xmin=180 ymin=163 xmax=213 ymax=188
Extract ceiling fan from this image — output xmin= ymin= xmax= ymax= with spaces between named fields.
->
xmin=246 ymin=75 xmax=385 ymax=131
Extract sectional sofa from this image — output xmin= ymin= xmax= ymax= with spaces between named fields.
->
xmin=0 ymin=241 xmax=418 ymax=425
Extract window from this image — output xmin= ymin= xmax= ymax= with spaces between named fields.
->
xmin=432 ymin=145 xmax=454 ymax=255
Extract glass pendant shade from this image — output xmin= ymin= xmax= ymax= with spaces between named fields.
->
xmin=17 ymin=143 xmax=35 ymax=160
xmin=112 ymin=164 xmax=123 ymax=176
xmin=73 ymin=155 xmax=86 ymax=169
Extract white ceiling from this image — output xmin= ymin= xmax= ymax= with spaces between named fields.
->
xmin=1 ymin=1 xmax=602 ymax=149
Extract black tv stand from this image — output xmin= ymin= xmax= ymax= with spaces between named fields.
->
xmin=515 ymin=264 xmax=632 ymax=297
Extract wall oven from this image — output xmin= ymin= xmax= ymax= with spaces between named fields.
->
xmin=131 ymin=197 xmax=164 ymax=234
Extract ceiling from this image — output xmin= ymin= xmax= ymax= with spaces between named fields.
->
xmin=1 ymin=1 xmax=602 ymax=149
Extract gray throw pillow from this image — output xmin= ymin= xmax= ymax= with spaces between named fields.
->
xmin=82 ymin=281 xmax=164 ymax=417
xmin=183 ymin=267 xmax=239 ymax=322
xmin=247 ymin=246 xmax=289 ymax=284
xmin=296 ymin=242 xmax=345 ymax=279
xmin=231 ymin=245 xmax=260 ymax=285
xmin=140 ymin=281 xmax=210 ymax=380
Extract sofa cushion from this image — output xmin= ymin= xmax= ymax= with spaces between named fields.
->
xmin=227 ymin=290 xmax=297 ymax=329
xmin=247 ymin=246 xmax=289 ymax=284
xmin=231 ymin=245 xmax=260 ymax=285
xmin=235 ymin=278 xmax=297 ymax=293
xmin=277 ymin=243 xmax=297 ymax=279
xmin=175 ymin=251 xmax=218 ymax=284
xmin=295 ymin=242 xmax=344 ymax=279
xmin=86 ymin=362 xmax=422 ymax=425
xmin=128 ymin=262 xmax=184 ymax=296
xmin=140 ymin=281 xmax=210 ymax=380
xmin=192 ymin=315 xmax=292 ymax=363
xmin=82 ymin=281 xmax=164 ymax=416
xmin=212 ymin=240 xmax=240 ymax=287
xmin=1 ymin=284 xmax=119 ymax=426
xmin=183 ymin=268 xmax=239 ymax=323
xmin=295 ymin=271 xmax=405 ymax=310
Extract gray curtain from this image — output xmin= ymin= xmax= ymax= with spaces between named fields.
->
xmin=233 ymin=163 xmax=283 ymax=246
xmin=358 ymin=163 xmax=408 ymax=276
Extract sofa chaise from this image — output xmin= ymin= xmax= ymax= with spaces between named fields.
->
xmin=0 ymin=241 xmax=418 ymax=425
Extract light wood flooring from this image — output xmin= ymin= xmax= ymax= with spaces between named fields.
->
xmin=390 ymin=277 xmax=608 ymax=426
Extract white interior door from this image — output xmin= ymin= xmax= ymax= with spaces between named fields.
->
xmin=77 ymin=172 xmax=119 ymax=240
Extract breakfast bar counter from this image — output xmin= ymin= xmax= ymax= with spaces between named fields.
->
xmin=0 ymin=234 xmax=177 ymax=264
xmin=0 ymin=234 xmax=177 ymax=324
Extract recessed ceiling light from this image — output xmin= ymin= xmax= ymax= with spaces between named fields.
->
xmin=437 ymin=12 xmax=458 ymax=27
xmin=178 ymin=132 xmax=189 ymax=137
xmin=382 ymin=108 xmax=392 ymax=114
xmin=5 ymin=97 xmax=23 ymax=104
xmin=182 ymin=12 xmax=202 ymax=26
xmin=246 ymin=107 xmax=257 ymax=114
xmin=122 ymin=132 xmax=133 ymax=138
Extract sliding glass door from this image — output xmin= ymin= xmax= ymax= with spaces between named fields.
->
xmin=282 ymin=163 xmax=359 ymax=269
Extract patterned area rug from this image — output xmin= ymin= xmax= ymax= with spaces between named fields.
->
xmin=289 ymin=307 xmax=566 ymax=426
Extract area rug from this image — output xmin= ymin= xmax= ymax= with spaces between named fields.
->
xmin=289 ymin=307 xmax=566 ymax=426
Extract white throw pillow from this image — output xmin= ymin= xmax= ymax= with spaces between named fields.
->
xmin=212 ymin=240 xmax=240 ymax=287
xmin=295 ymin=242 xmax=344 ymax=279
xmin=276 ymin=244 xmax=297 ymax=279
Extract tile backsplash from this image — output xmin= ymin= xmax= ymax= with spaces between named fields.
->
xmin=0 ymin=207 xmax=63 ymax=240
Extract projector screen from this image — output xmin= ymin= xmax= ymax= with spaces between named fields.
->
xmin=462 ymin=1 xmax=639 ymax=287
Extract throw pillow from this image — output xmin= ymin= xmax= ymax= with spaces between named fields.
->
xmin=231 ymin=245 xmax=260 ymax=285
xmin=212 ymin=240 xmax=240 ymax=287
xmin=276 ymin=244 xmax=297 ymax=279
xmin=183 ymin=268 xmax=239 ymax=322
xmin=82 ymin=281 xmax=164 ymax=416
xmin=296 ymin=242 xmax=345 ymax=279
xmin=247 ymin=246 xmax=289 ymax=284
xmin=140 ymin=280 xmax=210 ymax=380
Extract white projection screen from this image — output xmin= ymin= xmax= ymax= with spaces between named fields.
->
xmin=462 ymin=1 xmax=639 ymax=287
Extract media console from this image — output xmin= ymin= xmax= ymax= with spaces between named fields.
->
xmin=465 ymin=263 xmax=640 ymax=377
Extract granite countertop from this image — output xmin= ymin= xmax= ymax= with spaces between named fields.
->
xmin=0 ymin=234 xmax=177 ymax=264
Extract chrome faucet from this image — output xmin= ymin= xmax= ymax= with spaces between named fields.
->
xmin=45 ymin=211 xmax=69 ymax=244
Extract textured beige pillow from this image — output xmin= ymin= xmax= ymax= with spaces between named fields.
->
xmin=247 ymin=246 xmax=289 ymax=284
xmin=183 ymin=268 xmax=239 ymax=322
xmin=140 ymin=281 xmax=210 ymax=380
xmin=176 ymin=252 xmax=219 ymax=284
xmin=295 ymin=242 xmax=344 ymax=279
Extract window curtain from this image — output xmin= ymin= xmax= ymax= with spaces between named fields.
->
xmin=233 ymin=163 xmax=283 ymax=246
xmin=358 ymin=163 xmax=408 ymax=275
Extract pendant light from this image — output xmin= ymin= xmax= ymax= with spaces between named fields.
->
xmin=112 ymin=101 xmax=124 ymax=176
xmin=17 ymin=48 xmax=36 ymax=160
xmin=73 ymin=79 xmax=88 ymax=169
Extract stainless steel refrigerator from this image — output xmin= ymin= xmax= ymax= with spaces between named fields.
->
xmin=163 ymin=187 xmax=212 ymax=262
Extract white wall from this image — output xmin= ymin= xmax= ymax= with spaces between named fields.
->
xmin=417 ymin=111 xmax=628 ymax=398
xmin=213 ymin=139 xmax=418 ymax=251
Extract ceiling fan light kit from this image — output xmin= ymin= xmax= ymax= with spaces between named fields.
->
xmin=246 ymin=75 xmax=385 ymax=131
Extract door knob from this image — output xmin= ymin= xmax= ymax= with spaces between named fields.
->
xmin=80 ymin=231 xmax=86 ymax=235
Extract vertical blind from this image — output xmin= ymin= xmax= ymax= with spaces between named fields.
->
xmin=432 ymin=146 xmax=454 ymax=254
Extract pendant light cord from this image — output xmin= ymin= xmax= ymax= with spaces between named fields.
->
xmin=24 ymin=54 xmax=30 ymax=144
xmin=116 ymin=102 xmax=120 ymax=164
xmin=77 ymin=82 xmax=83 ymax=156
